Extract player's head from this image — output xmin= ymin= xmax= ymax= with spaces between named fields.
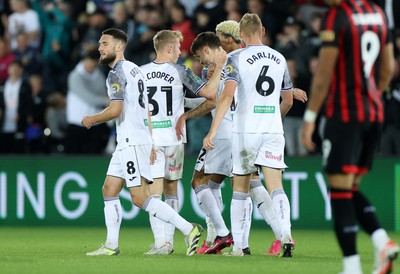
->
xmin=98 ymin=28 xmax=127 ymax=65
xmin=239 ymin=13 xmax=264 ymax=41
xmin=323 ymin=0 xmax=343 ymax=6
xmin=190 ymin=32 xmax=221 ymax=66
xmin=216 ymin=20 xmax=241 ymax=53
xmin=153 ymin=30 xmax=183 ymax=63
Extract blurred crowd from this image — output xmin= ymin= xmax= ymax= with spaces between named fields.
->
xmin=0 ymin=0 xmax=399 ymax=156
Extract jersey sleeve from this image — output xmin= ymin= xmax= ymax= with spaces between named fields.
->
xmin=176 ymin=64 xmax=206 ymax=95
xmin=107 ymin=69 xmax=126 ymax=101
xmin=281 ymin=59 xmax=293 ymax=91
xmin=224 ymin=54 xmax=239 ymax=83
xmin=320 ymin=7 xmax=346 ymax=48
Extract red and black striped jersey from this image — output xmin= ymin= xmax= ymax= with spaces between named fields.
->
xmin=320 ymin=0 xmax=392 ymax=123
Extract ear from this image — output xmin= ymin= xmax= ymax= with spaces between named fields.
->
xmin=261 ymin=27 xmax=266 ymax=37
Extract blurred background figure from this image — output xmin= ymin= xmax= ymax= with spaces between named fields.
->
xmin=0 ymin=60 xmax=31 ymax=154
xmin=26 ymin=74 xmax=47 ymax=153
xmin=45 ymin=91 xmax=67 ymax=154
xmin=6 ymin=0 xmax=40 ymax=50
xmin=65 ymin=50 xmax=109 ymax=154
xmin=0 ymin=38 xmax=15 ymax=85
xmin=12 ymin=32 xmax=42 ymax=78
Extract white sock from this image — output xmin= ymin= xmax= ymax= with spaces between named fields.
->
xmin=209 ymin=180 xmax=223 ymax=212
xmin=371 ymin=228 xmax=390 ymax=252
xmin=205 ymin=216 xmax=216 ymax=245
xmin=148 ymin=195 xmax=166 ymax=248
xmin=342 ymin=254 xmax=362 ymax=274
xmin=104 ymin=197 xmax=122 ymax=249
xmin=143 ymin=195 xmax=192 ymax=236
xmin=250 ymin=179 xmax=281 ymax=240
xmin=195 ymin=185 xmax=229 ymax=237
xmin=231 ymin=191 xmax=249 ymax=251
xmin=164 ymin=194 xmax=179 ymax=246
xmin=242 ymin=196 xmax=253 ymax=249
xmin=271 ymin=189 xmax=292 ymax=240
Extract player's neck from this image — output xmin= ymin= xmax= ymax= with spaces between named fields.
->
xmin=154 ymin=56 xmax=172 ymax=63
xmin=109 ymin=55 xmax=125 ymax=68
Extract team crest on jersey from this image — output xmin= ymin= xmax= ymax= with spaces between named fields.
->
xmin=225 ymin=64 xmax=234 ymax=74
xmin=320 ymin=30 xmax=335 ymax=42
xmin=189 ymin=71 xmax=202 ymax=83
xmin=111 ymin=83 xmax=121 ymax=92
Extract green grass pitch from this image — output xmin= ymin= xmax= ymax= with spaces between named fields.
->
xmin=1 ymin=226 xmax=399 ymax=274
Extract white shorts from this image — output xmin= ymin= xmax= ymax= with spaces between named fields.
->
xmin=232 ymin=133 xmax=287 ymax=175
xmin=151 ymin=144 xmax=184 ymax=180
xmin=194 ymin=138 xmax=232 ymax=177
xmin=107 ymin=145 xmax=153 ymax=188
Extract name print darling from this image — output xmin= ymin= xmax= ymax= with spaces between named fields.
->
xmin=247 ymin=51 xmax=281 ymax=65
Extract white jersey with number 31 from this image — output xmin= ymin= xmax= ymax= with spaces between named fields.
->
xmin=225 ymin=45 xmax=293 ymax=134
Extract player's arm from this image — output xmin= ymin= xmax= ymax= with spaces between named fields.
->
xmin=197 ymin=47 xmax=227 ymax=99
xmin=378 ymin=42 xmax=395 ymax=92
xmin=176 ymin=98 xmax=216 ymax=140
xmin=301 ymin=46 xmax=338 ymax=151
xmin=280 ymin=89 xmax=293 ymax=118
xmin=293 ymin=88 xmax=308 ymax=103
xmin=203 ymin=80 xmax=236 ymax=150
xmin=82 ymin=100 xmax=123 ymax=129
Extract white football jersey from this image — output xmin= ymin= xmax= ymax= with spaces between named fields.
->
xmin=141 ymin=62 xmax=206 ymax=146
xmin=106 ymin=60 xmax=152 ymax=150
xmin=225 ymin=45 xmax=293 ymax=134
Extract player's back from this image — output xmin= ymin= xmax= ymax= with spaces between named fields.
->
xmin=322 ymin=0 xmax=389 ymax=123
xmin=226 ymin=45 xmax=292 ymax=134
xmin=141 ymin=61 xmax=206 ymax=146
xmin=107 ymin=60 xmax=152 ymax=149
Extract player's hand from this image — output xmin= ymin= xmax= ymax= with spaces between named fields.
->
xmin=203 ymin=132 xmax=215 ymax=150
xmin=301 ymin=121 xmax=316 ymax=152
xmin=207 ymin=63 xmax=216 ymax=80
xmin=175 ymin=114 xmax=186 ymax=141
xmin=81 ymin=116 xmax=94 ymax=129
xmin=150 ymin=145 xmax=157 ymax=165
xmin=215 ymin=47 xmax=227 ymax=68
xmin=293 ymin=88 xmax=308 ymax=103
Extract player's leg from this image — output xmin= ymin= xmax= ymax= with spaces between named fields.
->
xmin=242 ymin=194 xmax=253 ymax=255
xmin=164 ymin=179 xmax=178 ymax=249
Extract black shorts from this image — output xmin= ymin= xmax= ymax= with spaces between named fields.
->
xmin=322 ymin=119 xmax=382 ymax=175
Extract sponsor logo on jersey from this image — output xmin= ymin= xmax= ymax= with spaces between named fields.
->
xmin=225 ymin=64 xmax=234 ymax=74
xmin=265 ymin=151 xmax=282 ymax=161
xmin=254 ymin=106 xmax=275 ymax=113
xmin=111 ymin=83 xmax=120 ymax=92
xmin=151 ymin=120 xmax=173 ymax=128
xmin=189 ymin=71 xmax=202 ymax=84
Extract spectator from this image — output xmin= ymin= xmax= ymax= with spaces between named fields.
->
xmin=110 ymin=1 xmax=135 ymax=40
xmin=45 ymin=92 xmax=67 ymax=153
xmin=0 ymin=60 xmax=31 ymax=154
xmin=31 ymin=0 xmax=75 ymax=93
xmin=26 ymin=74 xmax=47 ymax=153
xmin=6 ymin=0 xmax=40 ymax=50
xmin=12 ymin=32 xmax=42 ymax=77
xmin=193 ymin=0 xmax=226 ymax=34
xmin=0 ymin=38 xmax=15 ymax=85
xmin=65 ymin=50 xmax=109 ymax=154
xmin=170 ymin=3 xmax=196 ymax=60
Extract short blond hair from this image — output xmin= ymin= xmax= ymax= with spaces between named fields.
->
xmin=153 ymin=30 xmax=183 ymax=52
xmin=215 ymin=20 xmax=241 ymax=43
xmin=239 ymin=13 xmax=262 ymax=36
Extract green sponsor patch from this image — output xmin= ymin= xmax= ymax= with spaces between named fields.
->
xmin=253 ymin=105 xmax=275 ymax=113
xmin=144 ymin=119 xmax=172 ymax=128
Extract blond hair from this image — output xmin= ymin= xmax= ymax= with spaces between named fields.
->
xmin=239 ymin=13 xmax=262 ymax=36
xmin=215 ymin=20 xmax=241 ymax=43
xmin=153 ymin=30 xmax=183 ymax=52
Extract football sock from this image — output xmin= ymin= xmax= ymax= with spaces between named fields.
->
xmin=250 ymin=179 xmax=281 ymax=239
xmin=195 ymin=185 xmax=230 ymax=237
xmin=104 ymin=197 xmax=122 ymax=249
xmin=165 ymin=194 xmax=179 ymax=246
xmin=205 ymin=215 xmax=216 ymax=245
xmin=231 ymin=191 xmax=249 ymax=251
xmin=342 ymin=254 xmax=362 ymax=274
xmin=242 ymin=196 xmax=253 ymax=249
xmin=352 ymin=186 xmax=381 ymax=235
xmin=330 ymin=188 xmax=357 ymax=256
xmin=371 ymin=229 xmax=390 ymax=252
xmin=271 ymin=189 xmax=292 ymax=240
xmin=143 ymin=195 xmax=193 ymax=236
xmin=209 ymin=180 xmax=223 ymax=212
xmin=148 ymin=195 xmax=166 ymax=248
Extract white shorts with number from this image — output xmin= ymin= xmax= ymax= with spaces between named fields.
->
xmin=195 ymin=138 xmax=232 ymax=177
xmin=232 ymin=132 xmax=287 ymax=175
xmin=107 ymin=145 xmax=153 ymax=188
xmin=151 ymin=144 xmax=184 ymax=180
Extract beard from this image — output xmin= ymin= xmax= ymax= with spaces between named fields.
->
xmin=99 ymin=53 xmax=116 ymax=65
